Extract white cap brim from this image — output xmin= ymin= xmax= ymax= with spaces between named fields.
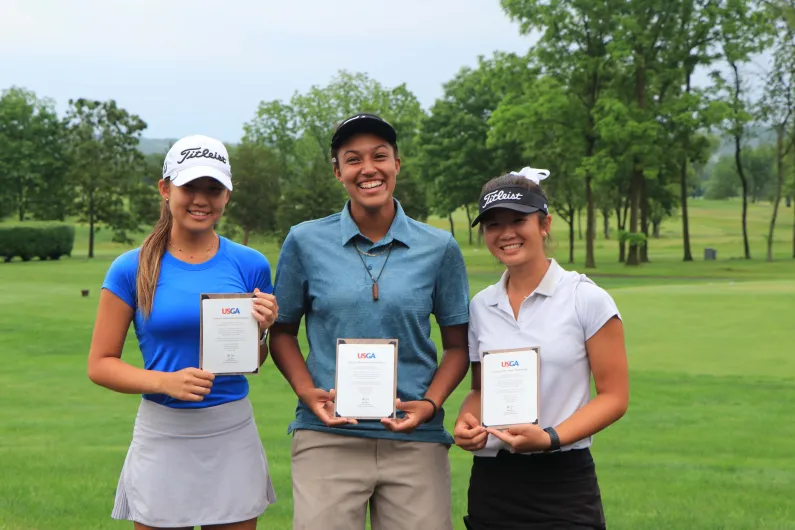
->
xmin=168 ymin=165 xmax=233 ymax=191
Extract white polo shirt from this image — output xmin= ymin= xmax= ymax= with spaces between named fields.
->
xmin=468 ymin=259 xmax=621 ymax=456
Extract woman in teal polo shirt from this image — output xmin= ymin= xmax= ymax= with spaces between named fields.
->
xmin=269 ymin=114 xmax=471 ymax=530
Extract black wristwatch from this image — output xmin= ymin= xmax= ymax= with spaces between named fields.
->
xmin=543 ymin=426 xmax=561 ymax=452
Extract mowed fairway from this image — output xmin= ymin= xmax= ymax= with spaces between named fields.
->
xmin=1 ymin=199 xmax=794 ymax=529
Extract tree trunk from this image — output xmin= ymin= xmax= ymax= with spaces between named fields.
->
xmin=681 ymin=71 xmax=694 ymax=262
xmin=640 ymin=176 xmax=650 ymax=263
xmin=448 ymin=213 xmax=455 ymax=238
xmin=568 ymin=210 xmax=575 ymax=264
xmin=577 ymin=208 xmax=583 ymax=240
xmin=602 ymin=208 xmax=610 ymax=240
xmin=88 ymin=192 xmax=95 ymax=259
xmin=17 ymin=175 xmax=25 ymax=221
xmin=731 ymin=61 xmax=751 ymax=260
xmin=585 ymin=176 xmax=596 ymax=268
xmin=627 ymin=163 xmax=643 ymax=266
xmin=243 ymin=228 xmax=251 ymax=246
xmin=464 ymin=204 xmax=473 ymax=246
xmin=616 ymin=203 xmax=627 ymax=263
xmin=767 ymin=127 xmax=786 ymax=262
xmin=627 ymin=58 xmax=646 ymax=266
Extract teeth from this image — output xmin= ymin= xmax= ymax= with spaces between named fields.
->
xmin=503 ymin=244 xmax=522 ymax=250
xmin=359 ymin=181 xmax=383 ymax=189
xmin=190 ymin=211 xmax=209 ymax=216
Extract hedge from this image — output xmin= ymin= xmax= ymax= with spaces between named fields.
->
xmin=0 ymin=224 xmax=75 ymax=262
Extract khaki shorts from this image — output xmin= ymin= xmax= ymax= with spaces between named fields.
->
xmin=291 ymin=429 xmax=452 ymax=530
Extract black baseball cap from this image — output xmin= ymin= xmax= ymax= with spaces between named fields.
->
xmin=330 ymin=113 xmax=398 ymax=151
xmin=471 ymin=186 xmax=549 ymax=227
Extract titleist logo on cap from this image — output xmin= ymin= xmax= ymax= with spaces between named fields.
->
xmin=483 ymin=189 xmax=523 ymax=206
xmin=177 ymin=147 xmax=228 ymax=165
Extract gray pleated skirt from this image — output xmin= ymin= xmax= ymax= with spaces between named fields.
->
xmin=111 ymin=397 xmax=276 ymax=527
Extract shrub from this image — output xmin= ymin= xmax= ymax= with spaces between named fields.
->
xmin=0 ymin=224 xmax=75 ymax=263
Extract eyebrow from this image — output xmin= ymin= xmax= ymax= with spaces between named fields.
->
xmin=341 ymin=144 xmax=389 ymax=157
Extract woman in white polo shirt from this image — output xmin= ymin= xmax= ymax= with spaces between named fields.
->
xmin=454 ymin=168 xmax=629 ymax=530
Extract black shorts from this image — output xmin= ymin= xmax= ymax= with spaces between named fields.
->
xmin=465 ymin=448 xmax=606 ymax=530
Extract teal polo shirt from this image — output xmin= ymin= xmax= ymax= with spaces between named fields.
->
xmin=273 ymin=200 xmax=470 ymax=444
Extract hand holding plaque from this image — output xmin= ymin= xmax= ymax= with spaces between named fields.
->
xmin=200 ymin=293 xmax=260 ymax=375
xmin=334 ymin=339 xmax=398 ymax=420
xmin=480 ymin=347 xmax=540 ymax=429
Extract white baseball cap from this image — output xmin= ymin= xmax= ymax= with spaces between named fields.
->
xmin=162 ymin=134 xmax=233 ymax=191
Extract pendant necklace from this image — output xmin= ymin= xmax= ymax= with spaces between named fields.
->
xmin=354 ymin=241 xmax=394 ymax=301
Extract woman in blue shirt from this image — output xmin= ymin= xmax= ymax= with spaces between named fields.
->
xmin=269 ymin=114 xmax=471 ymax=530
xmin=87 ymin=135 xmax=278 ymax=530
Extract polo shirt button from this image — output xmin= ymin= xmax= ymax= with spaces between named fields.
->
xmin=368 ymin=265 xmax=373 ymax=270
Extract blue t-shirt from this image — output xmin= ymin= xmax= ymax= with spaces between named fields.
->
xmin=274 ymin=200 xmax=470 ymax=444
xmin=102 ymin=236 xmax=273 ymax=408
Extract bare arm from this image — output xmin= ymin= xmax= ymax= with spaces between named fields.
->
xmin=488 ymin=317 xmax=629 ymax=452
xmin=87 ymin=289 xmax=213 ymax=402
xmin=383 ymin=323 xmax=470 ymax=433
xmin=268 ymin=321 xmax=315 ymax=397
xmin=554 ymin=316 xmax=629 ymax=445
xmin=425 ymin=323 xmax=470 ymax=408
xmin=269 ymin=321 xmax=354 ymax=426
xmin=454 ymin=363 xmax=488 ymax=451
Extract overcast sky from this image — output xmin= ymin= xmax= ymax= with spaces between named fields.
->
xmin=2 ymin=1 xmax=763 ymax=144
xmin=0 ymin=0 xmax=539 ymax=142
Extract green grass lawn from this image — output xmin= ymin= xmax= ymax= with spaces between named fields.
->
xmin=1 ymin=199 xmax=794 ymax=529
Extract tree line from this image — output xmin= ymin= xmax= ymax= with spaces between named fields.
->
xmin=1 ymin=0 xmax=794 ymax=265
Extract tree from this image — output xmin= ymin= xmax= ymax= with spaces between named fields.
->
xmin=226 ymin=142 xmax=282 ymax=245
xmin=275 ymin=149 xmax=347 ymax=241
xmin=711 ymin=0 xmax=772 ymax=259
xmin=759 ymin=9 xmax=795 ymax=261
xmin=127 ymin=152 xmax=163 ymax=231
xmin=0 ymin=87 xmax=69 ymax=221
xmin=244 ymin=71 xmax=428 ymax=229
xmin=418 ymin=53 xmax=528 ymax=244
xmin=705 ymin=154 xmax=742 ymax=198
xmin=600 ymin=0 xmax=683 ymax=266
xmin=490 ymin=74 xmax=586 ymax=263
xmin=63 ymin=99 xmax=147 ymax=257
xmin=663 ymin=0 xmax=723 ymax=261
xmin=501 ymin=0 xmax=621 ymax=268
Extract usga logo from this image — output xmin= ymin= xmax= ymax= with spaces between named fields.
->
xmin=357 ymin=352 xmax=376 ymax=359
xmin=221 ymin=307 xmax=241 ymax=315
xmin=501 ymin=360 xmax=519 ymax=367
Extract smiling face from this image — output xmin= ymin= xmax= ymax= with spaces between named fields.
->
xmin=482 ymin=209 xmax=552 ymax=267
xmin=158 ymin=177 xmax=230 ymax=234
xmin=333 ymin=132 xmax=400 ymax=213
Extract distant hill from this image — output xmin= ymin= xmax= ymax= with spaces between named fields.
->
xmin=713 ymin=125 xmax=776 ymax=158
xmin=137 ymin=138 xmax=175 ymax=155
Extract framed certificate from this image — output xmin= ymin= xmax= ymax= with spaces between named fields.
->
xmin=334 ymin=338 xmax=398 ymax=420
xmin=481 ymin=347 xmax=540 ymax=429
xmin=199 ymin=293 xmax=260 ymax=375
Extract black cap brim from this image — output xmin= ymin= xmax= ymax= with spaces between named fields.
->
xmin=471 ymin=204 xmax=543 ymax=227
xmin=331 ymin=114 xmax=397 ymax=151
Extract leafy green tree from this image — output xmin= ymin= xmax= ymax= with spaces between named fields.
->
xmin=0 ymin=87 xmax=69 ymax=221
xmin=63 ymin=98 xmax=147 ymax=257
xmin=417 ymin=52 xmax=528 ymax=244
xmin=226 ymin=142 xmax=282 ymax=245
xmin=501 ymin=0 xmax=622 ymax=268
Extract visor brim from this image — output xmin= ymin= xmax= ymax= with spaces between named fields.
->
xmin=471 ymin=204 xmax=543 ymax=227
xmin=167 ymin=166 xmax=233 ymax=191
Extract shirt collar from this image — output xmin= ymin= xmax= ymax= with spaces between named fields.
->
xmin=487 ymin=259 xmax=564 ymax=306
xmin=340 ymin=198 xmax=411 ymax=248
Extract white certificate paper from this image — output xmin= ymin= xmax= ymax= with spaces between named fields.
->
xmin=200 ymin=295 xmax=259 ymax=375
xmin=334 ymin=340 xmax=398 ymax=419
xmin=481 ymin=347 xmax=540 ymax=428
